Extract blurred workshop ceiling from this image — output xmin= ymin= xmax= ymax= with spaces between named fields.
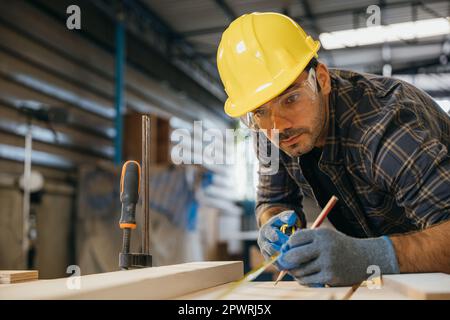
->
xmin=143 ymin=0 xmax=450 ymax=73
xmin=33 ymin=0 xmax=450 ymax=113
xmin=141 ymin=0 xmax=450 ymax=103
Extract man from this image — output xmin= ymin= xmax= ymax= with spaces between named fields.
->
xmin=217 ymin=12 xmax=450 ymax=286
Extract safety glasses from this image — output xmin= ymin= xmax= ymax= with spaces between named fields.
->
xmin=240 ymin=68 xmax=318 ymax=130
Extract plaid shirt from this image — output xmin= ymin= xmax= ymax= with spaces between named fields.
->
xmin=255 ymin=69 xmax=450 ymax=238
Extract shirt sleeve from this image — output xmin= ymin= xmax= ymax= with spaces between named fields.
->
xmin=253 ymin=132 xmax=305 ymax=227
xmin=361 ymin=104 xmax=450 ymax=229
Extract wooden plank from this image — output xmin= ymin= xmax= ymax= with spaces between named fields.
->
xmin=179 ymin=274 xmax=450 ymax=300
xmin=0 ymin=188 xmax=25 ymax=270
xmin=350 ymin=286 xmax=410 ymax=300
xmin=0 ymin=270 xmax=38 ymax=284
xmin=35 ymin=194 xmax=73 ymax=279
xmin=155 ymin=118 xmax=171 ymax=164
xmin=123 ymin=113 xmax=144 ymax=163
xmin=383 ymin=273 xmax=450 ymax=300
xmin=177 ymin=281 xmax=352 ymax=300
xmin=0 ymin=261 xmax=243 ymax=299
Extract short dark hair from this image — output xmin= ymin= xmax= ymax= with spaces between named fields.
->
xmin=305 ymin=57 xmax=321 ymax=92
xmin=305 ymin=57 xmax=318 ymax=71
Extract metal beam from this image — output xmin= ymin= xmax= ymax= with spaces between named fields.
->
xmin=298 ymin=0 xmax=335 ymax=65
xmin=0 ymin=95 xmax=115 ymax=140
xmin=299 ymin=0 xmax=320 ymax=35
xmin=29 ymin=0 xmax=230 ymax=124
xmin=424 ymin=90 xmax=450 ymax=98
xmin=183 ymin=0 xmax=447 ymax=37
xmin=0 ymin=118 xmax=114 ymax=159
xmin=214 ymin=0 xmax=236 ymax=21
xmin=0 ymin=143 xmax=74 ymax=169
xmin=392 ymin=59 xmax=448 ymax=74
xmin=124 ymin=0 xmax=225 ymax=97
xmin=325 ymin=39 xmax=446 ymax=72
xmin=114 ymin=8 xmax=125 ymax=165
xmin=420 ymin=1 xmax=450 ymax=19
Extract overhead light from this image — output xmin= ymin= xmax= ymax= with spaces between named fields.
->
xmin=435 ymin=99 xmax=450 ymax=113
xmin=319 ymin=17 xmax=450 ymax=50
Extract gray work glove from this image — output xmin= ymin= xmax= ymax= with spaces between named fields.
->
xmin=278 ymin=228 xmax=400 ymax=287
xmin=257 ymin=210 xmax=302 ymax=268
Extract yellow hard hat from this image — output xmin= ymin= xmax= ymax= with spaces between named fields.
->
xmin=217 ymin=12 xmax=321 ymax=118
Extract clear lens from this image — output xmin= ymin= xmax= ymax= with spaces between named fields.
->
xmin=239 ymin=113 xmax=259 ymax=130
xmin=241 ymin=69 xmax=318 ymax=130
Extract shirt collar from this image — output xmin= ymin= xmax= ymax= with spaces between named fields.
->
xmin=320 ymin=70 xmax=344 ymax=166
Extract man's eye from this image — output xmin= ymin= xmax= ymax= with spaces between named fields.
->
xmin=285 ymin=93 xmax=300 ymax=105
xmin=254 ymin=108 xmax=269 ymax=117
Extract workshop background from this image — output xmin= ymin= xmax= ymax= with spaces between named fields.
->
xmin=0 ymin=0 xmax=449 ymax=279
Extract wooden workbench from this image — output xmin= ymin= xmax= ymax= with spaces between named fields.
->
xmin=177 ymin=274 xmax=450 ymax=300
xmin=1 ymin=262 xmax=449 ymax=300
xmin=177 ymin=281 xmax=352 ymax=300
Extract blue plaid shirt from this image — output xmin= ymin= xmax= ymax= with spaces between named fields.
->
xmin=255 ymin=69 xmax=450 ymax=238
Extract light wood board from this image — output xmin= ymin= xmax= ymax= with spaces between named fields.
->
xmin=0 ymin=270 xmax=38 ymax=284
xmin=350 ymin=286 xmax=410 ymax=300
xmin=1 ymin=264 xmax=448 ymax=300
xmin=382 ymin=273 xmax=450 ymax=300
xmin=0 ymin=261 xmax=242 ymax=299
xmin=177 ymin=281 xmax=352 ymax=300
xmin=178 ymin=273 xmax=450 ymax=300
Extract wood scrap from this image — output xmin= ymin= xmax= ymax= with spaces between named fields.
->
xmin=0 ymin=270 xmax=38 ymax=284
xmin=178 ymin=281 xmax=351 ymax=300
xmin=350 ymin=286 xmax=410 ymax=300
xmin=382 ymin=273 xmax=450 ymax=300
xmin=0 ymin=261 xmax=242 ymax=299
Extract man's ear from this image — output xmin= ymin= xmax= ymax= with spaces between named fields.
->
xmin=316 ymin=63 xmax=331 ymax=95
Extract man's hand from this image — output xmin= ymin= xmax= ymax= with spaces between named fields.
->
xmin=278 ymin=228 xmax=400 ymax=286
xmin=257 ymin=210 xmax=301 ymax=266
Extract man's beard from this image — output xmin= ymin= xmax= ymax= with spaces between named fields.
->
xmin=279 ymin=95 xmax=327 ymax=157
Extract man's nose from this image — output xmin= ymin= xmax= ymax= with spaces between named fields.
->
xmin=271 ymin=107 xmax=292 ymax=131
